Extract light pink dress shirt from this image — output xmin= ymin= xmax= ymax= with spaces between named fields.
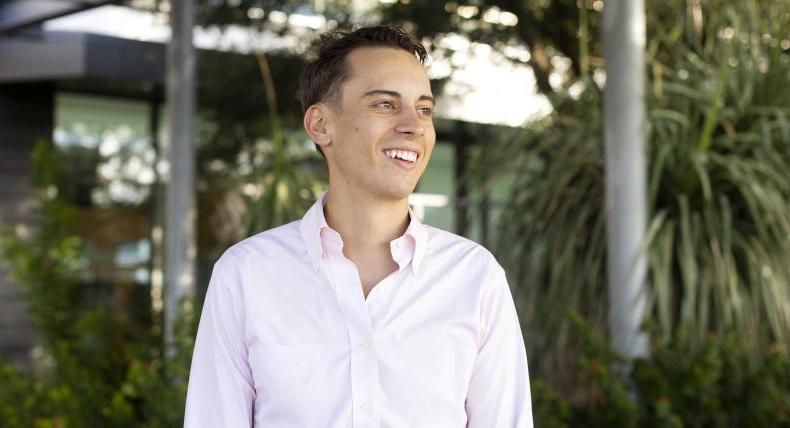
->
xmin=184 ymin=193 xmax=533 ymax=427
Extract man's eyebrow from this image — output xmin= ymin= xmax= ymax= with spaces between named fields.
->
xmin=361 ymin=89 xmax=435 ymax=105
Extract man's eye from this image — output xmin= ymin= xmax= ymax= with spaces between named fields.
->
xmin=418 ymin=106 xmax=434 ymax=116
xmin=375 ymin=100 xmax=396 ymax=109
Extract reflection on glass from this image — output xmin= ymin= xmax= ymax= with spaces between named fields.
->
xmin=53 ymin=93 xmax=155 ymax=289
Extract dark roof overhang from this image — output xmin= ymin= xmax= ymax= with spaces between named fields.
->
xmin=0 ymin=0 xmax=122 ymax=34
xmin=0 ymin=30 xmax=165 ymax=84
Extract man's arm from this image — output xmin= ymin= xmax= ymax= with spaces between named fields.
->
xmin=184 ymin=254 xmax=255 ymax=427
xmin=465 ymin=263 xmax=534 ymax=428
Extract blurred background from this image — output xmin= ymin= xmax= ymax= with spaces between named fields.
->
xmin=1 ymin=0 xmax=789 ymax=426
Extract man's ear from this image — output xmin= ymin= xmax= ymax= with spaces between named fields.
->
xmin=304 ymin=104 xmax=332 ymax=149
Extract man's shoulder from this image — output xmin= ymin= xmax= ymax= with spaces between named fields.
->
xmin=215 ymin=219 xmax=303 ymax=268
xmin=423 ymin=224 xmax=500 ymax=268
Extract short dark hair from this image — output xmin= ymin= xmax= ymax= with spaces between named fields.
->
xmin=299 ymin=25 xmax=428 ymax=156
xmin=300 ymin=25 xmax=427 ymax=112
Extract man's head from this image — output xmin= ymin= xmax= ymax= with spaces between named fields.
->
xmin=300 ymin=26 xmax=436 ymax=202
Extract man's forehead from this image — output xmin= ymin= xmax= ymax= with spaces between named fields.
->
xmin=343 ymin=48 xmax=430 ymax=91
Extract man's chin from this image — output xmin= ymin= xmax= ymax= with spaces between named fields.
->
xmin=376 ymin=183 xmax=416 ymax=202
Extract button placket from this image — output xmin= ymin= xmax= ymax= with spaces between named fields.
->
xmin=327 ymin=256 xmax=381 ymax=427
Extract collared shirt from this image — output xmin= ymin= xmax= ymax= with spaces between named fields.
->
xmin=184 ymin=193 xmax=533 ymax=428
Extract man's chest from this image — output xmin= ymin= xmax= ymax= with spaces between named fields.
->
xmin=352 ymin=255 xmax=400 ymax=299
xmin=241 ymin=266 xmax=481 ymax=426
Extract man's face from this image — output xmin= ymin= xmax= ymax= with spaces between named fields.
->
xmin=322 ymin=46 xmax=436 ymax=202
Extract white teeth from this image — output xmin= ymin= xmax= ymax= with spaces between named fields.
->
xmin=385 ymin=149 xmax=417 ymax=163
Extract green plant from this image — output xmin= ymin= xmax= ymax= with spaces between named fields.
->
xmin=200 ymin=52 xmax=326 ymax=255
xmin=1 ymin=47 xmax=324 ymax=427
xmin=531 ymin=378 xmax=572 ymax=428
xmin=477 ymin=0 xmax=790 ymax=392
xmin=0 ymin=141 xmax=198 ymax=427
xmin=527 ymin=314 xmax=790 ymax=427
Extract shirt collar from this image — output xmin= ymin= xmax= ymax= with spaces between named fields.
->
xmin=299 ymin=191 xmax=428 ymax=275
xmin=403 ymin=207 xmax=427 ymax=275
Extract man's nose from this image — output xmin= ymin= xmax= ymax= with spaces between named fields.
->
xmin=394 ymin=108 xmax=426 ymax=137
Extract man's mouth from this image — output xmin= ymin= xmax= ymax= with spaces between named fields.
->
xmin=383 ymin=149 xmax=418 ymax=163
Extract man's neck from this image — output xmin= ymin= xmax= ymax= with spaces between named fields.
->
xmin=323 ymin=188 xmax=410 ymax=253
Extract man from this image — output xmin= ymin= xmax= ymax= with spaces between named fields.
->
xmin=184 ymin=25 xmax=533 ymax=427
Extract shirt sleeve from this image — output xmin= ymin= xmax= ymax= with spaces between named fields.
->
xmin=184 ymin=252 xmax=255 ymax=427
xmin=465 ymin=263 xmax=534 ymax=428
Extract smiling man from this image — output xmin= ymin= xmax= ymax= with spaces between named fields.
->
xmin=184 ymin=26 xmax=533 ymax=427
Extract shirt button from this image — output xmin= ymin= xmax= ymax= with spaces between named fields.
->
xmin=360 ymin=341 xmax=369 ymax=350
xmin=360 ymin=402 xmax=371 ymax=413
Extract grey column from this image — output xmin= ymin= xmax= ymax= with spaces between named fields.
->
xmin=164 ymin=0 xmax=196 ymax=357
xmin=602 ymin=0 xmax=650 ymax=360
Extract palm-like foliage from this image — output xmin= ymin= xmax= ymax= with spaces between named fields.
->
xmin=202 ymin=53 xmax=326 ymax=255
xmin=481 ymin=0 xmax=790 ymax=390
